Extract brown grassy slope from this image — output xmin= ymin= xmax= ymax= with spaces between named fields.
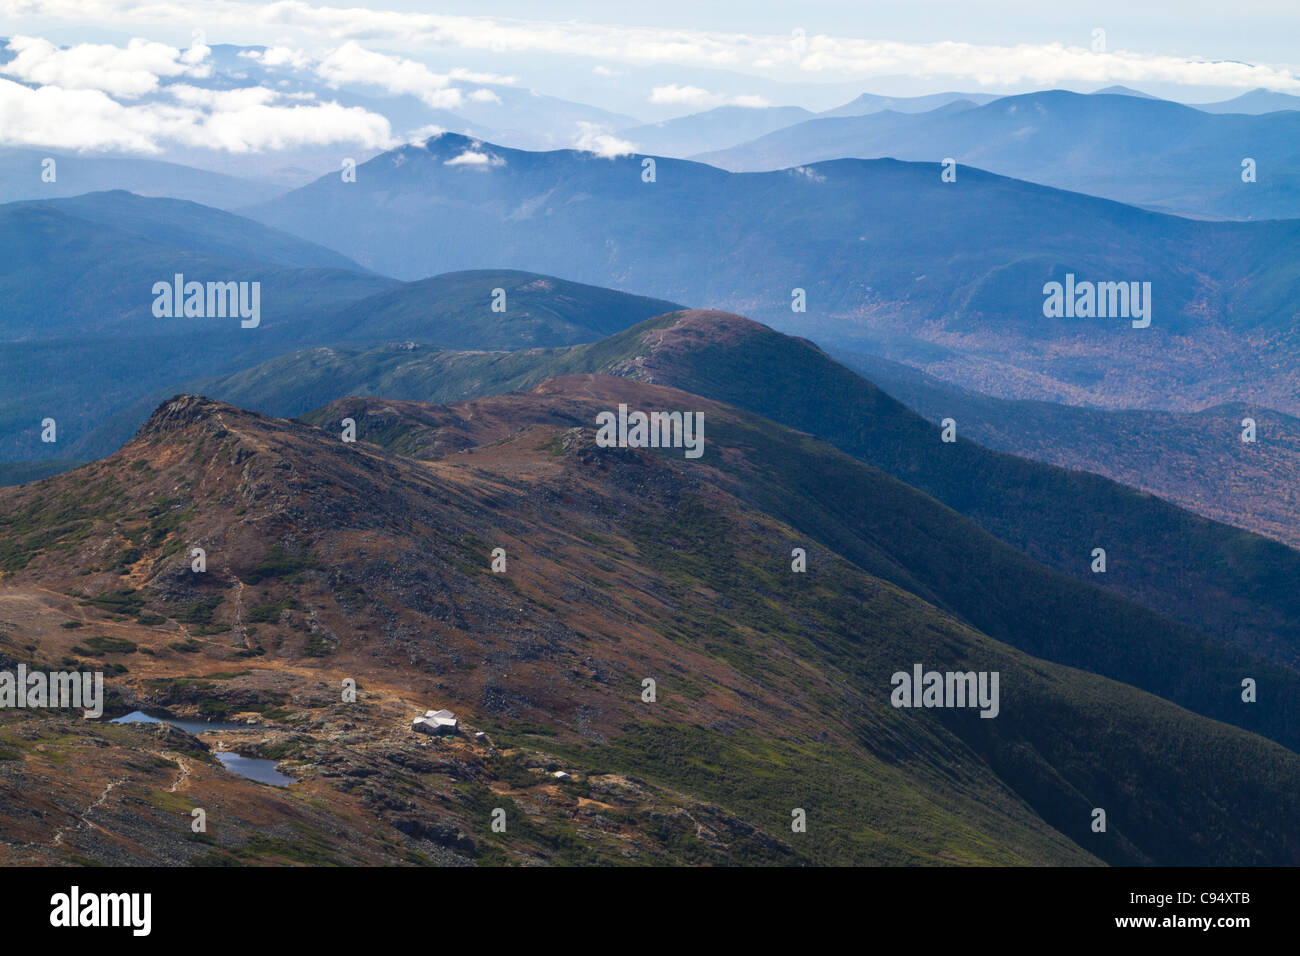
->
xmin=0 ymin=384 xmax=1296 ymax=865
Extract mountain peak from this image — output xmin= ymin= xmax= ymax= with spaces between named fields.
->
xmin=631 ymin=308 xmax=823 ymax=368
xmin=655 ymin=308 xmax=768 ymax=338
xmin=135 ymin=393 xmax=252 ymax=442
xmin=591 ymin=309 xmax=776 ymax=384
xmin=1091 ymin=85 xmax=1159 ymax=99
xmin=408 ymin=130 xmax=512 ymax=160
xmin=539 ymin=307 xmax=833 ymax=393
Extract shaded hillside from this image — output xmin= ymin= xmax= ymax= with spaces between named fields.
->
xmin=312 ymin=270 xmax=681 ymax=350
xmin=0 ymin=198 xmax=389 ymax=341
xmin=47 ymin=271 xmax=681 ymax=463
xmin=835 ymin=348 xmax=1300 ymax=549
xmin=37 ymin=191 xmax=367 ymax=271
xmin=0 ymin=460 xmax=82 ymax=487
xmin=557 ymin=312 xmax=1300 ymax=668
xmin=0 ymin=194 xmax=676 ymax=462
xmin=89 ymin=311 xmax=675 ymax=435
xmin=0 ymin=195 xmax=395 ymax=461
xmin=3 ymin=385 xmax=1299 ymax=865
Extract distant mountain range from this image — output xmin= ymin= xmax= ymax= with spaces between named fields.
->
xmin=6 ymin=32 xmax=1299 ymax=207
xmin=819 ymin=90 xmax=1001 ymax=117
xmin=617 ymin=94 xmax=1002 ymax=157
xmin=245 ymin=132 xmax=1300 ymax=416
xmin=1090 ymin=86 xmax=1161 ymax=100
xmin=619 ymin=105 xmax=816 ymax=158
xmin=8 ymin=56 xmax=1299 ymax=217
xmin=694 ymin=90 xmax=1300 ymax=220
xmin=0 ymin=149 xmax=286 ymax=209
xmin=1192 ymin=88 xmax=1300 ymax=113
xmin=598 ymin=86 xmax=1300 ymax=171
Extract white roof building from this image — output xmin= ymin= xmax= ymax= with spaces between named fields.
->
xmin=412 ymin=709 xmax=458 ymax=735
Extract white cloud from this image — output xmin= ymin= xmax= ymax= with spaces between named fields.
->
xmin=241 ymin=45 xmax=509 ymax=104
xmin=450 ymin=67 xmax=515 ymax=84
xmin=0 ymin=73 xmax=393 ymax=153
xmin=468 ymin=88 xmax=501 ymax=103
xmin=195 ymin=98 xmax=391 ymax=152
xmin=0 ymin=77 xmax=173 ymax=150
xmin=445 ymin=147 xmax=505 ymax=167
xmin=6 ymin=1 xmax=1296 ymax=90
xmin=649 ymin=84 xmax=771 ymax=109
xmin=179 ymin=40 xmax=209 ymax=71
xmin=0 ymin=33 xmax=524 ymax=154
xmin=406 ymin=123 xmax=445 ymax=144
xmin=1 ymin=35 xmax=209 ymax=98
xmin=315 ymin=41 xmax=464 ymax=109
xmin=648 ymin=83 xmax=713 ymax=106
xmin=572 ymin=120 xmax=635 ymax=157
xmin=165 ymin=84 xmax=285 ymax=108
xmin=240 ymin=46 xmax=313 ymax=70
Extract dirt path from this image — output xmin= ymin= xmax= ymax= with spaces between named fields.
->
xmin=51 ymin=775 xmax=127 ymax=847
xmin=167 ymin=754 xmax=193 ymax=793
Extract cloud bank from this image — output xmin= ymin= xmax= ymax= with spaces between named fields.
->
xmin=4 ymin=0 xmax=1298 ymax=90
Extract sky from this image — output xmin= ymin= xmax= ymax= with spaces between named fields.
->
xmin=340 ymin=0 xmax=1300 ymax=65
xmin=13 ymin=0 xmax=1300 ymax=64
xmin=2 ymin=0 xmax=1298 ymax=160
